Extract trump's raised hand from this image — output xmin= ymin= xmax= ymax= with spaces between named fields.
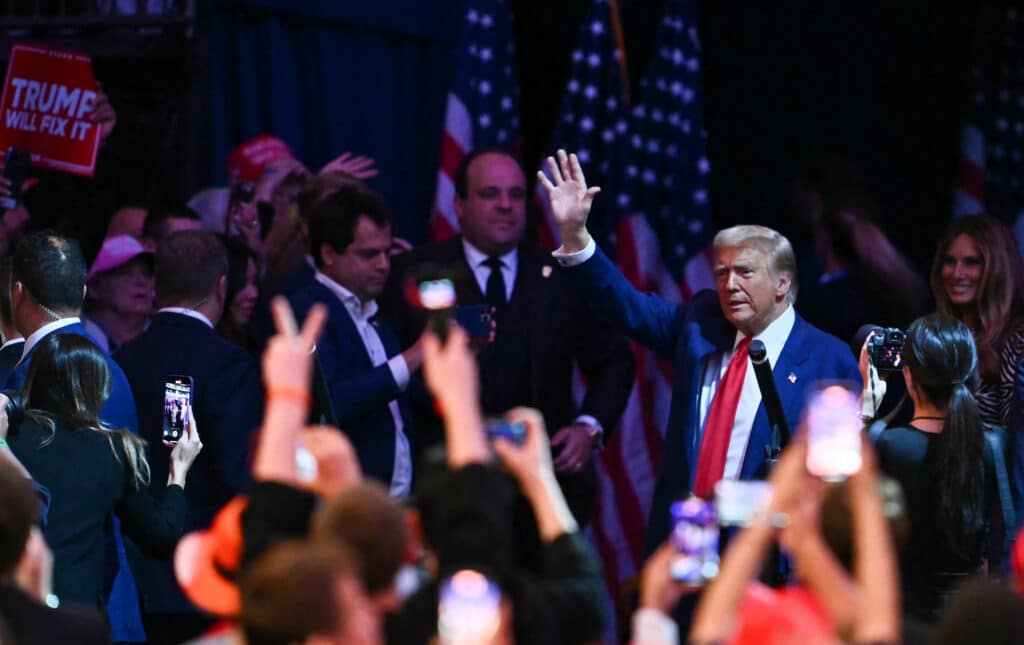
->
xmin=536 ymin=149 xmax=601 ymax=253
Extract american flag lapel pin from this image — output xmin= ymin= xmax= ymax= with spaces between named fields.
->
xmin=787 ymin=372 xmax=797 ymax=384
xmin=542 ymin=265 xmax=553 ymax=278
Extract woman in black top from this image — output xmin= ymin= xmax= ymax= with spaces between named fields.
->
xmin=867 ymin=313 xmax=997 ymax=622
xmin=6 ymin=334 xmax=203 ymax=609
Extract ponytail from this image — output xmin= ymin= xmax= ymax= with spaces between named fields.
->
xmin=935 ymin=381 xmax=985 ymax=559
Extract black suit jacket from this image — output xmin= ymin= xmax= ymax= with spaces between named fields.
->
xmin=0 ymin=339 xmax=23 ymax=385
xmin=380 ymin=237 xmax=635 ymax=519
xmin=114 ymin=312 xmax=264 ymax=614
xmin=0 ymin=585 xmax=110 ymax=645
xmin=8 ymin=419 xmax=186 ymax=609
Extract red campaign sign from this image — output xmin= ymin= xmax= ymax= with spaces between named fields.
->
xmin=0 ymin=43 xmax=101 ymax=177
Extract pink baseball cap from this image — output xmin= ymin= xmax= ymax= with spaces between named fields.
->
xmin=226 ymin=134 xmax=293 ymax=183
xmin=88 ymin=235 xmax=153 ymax=280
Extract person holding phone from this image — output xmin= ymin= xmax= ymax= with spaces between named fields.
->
xmin=5 ymin=333 xmax=202 ymax=613
xmin=861 ymin=313 xmax=1003 ymax=622
xmin=380 ymin=148 xmax=635 ymax=525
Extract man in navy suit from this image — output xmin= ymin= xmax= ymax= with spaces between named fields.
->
xmin=289 ymin=184 xmax=424 ymax=495
xmin=5 ymin=231 xmax=143 ymax=641
xmin=115 ymin=230 xmax=263 ymax=644
xmin=537 ymin=150 xmax=860 ymax=551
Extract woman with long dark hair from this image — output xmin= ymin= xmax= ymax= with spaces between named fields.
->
xmin=216 ymin=234 xmax=260 ymax=354
xmin=865 ymin=313 xmax=999 ymax=621
xmin=930 ymin=214 xmax=1024 ymax=428
xmin=6 ymin=334 xmax=202 ymax=610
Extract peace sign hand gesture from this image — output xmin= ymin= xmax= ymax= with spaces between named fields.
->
xmin=263 ymin=296 xmax=328 ymax=395
xmin=536 ymin=149 xmax=602 ymax=253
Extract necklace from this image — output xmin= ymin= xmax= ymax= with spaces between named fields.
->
xmin=909 ymin=416 xmax=944 ymax=422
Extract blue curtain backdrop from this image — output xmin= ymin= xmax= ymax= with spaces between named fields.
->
xmin=202 ymin=0 xmax=464 ymax=243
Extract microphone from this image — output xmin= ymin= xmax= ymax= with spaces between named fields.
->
xmin=748 ymin=340 xmax=790 ymax=463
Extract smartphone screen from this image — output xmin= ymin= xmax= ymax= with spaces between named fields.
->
xmin=715 ymin=480 xmax=773 ymax=527
xmin=162 ymin=375 xmax=193 ymax=443
xmin=668 ymin=497 xmax=719 ymax=584
xmin=437 ymin=569 xmax=502 ymax=644
xmin=484 ymin=419 xmax=526 ymax=445
xmin=805 ymin=382 xmax=862 ymax=481
xmin=1 ymin=148 xmax=32 ymax=211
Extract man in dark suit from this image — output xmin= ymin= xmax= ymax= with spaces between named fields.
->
xmin=0 ymin=459 xmax=110 ymax=645
xmin=289 ymin=184 xmax=424 ymax=494
xmin=5 ymin=232 xmax=143 ymax=642
xmin=6 ymin=232 xmax=138 ymax=432
xmin=115 ymin=231 xmax=263 ymax=644
xmin=0 ymin=258 xmax=24 ymax=384
xmin=537 ymin=150 xmax=860 ymax=551
xmin=380 ymin=149 xmax=634 ymax=523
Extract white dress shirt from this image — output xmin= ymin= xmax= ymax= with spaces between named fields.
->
xmin=461 ymin=239 xmax=518 ymax=302
xmin=699 ymin=305 xmax=794 ymax=479
xmin=314 ymin=271 xmax=412 ymax=498
xmin=554 ymin=237 xmax=797 ymax=475
xmin=20 ymin=317 xmax=81 ymax=363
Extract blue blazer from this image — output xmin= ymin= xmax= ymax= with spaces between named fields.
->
xmin=6 ymin=322 xmax=138 ymax=433
xmin=114 ymin=312 xmax=264 ymax=614
xmin=289 ymin=280 xmax=412 ymax=486
xmin=566 ymin=247 xmax=860 ymax=551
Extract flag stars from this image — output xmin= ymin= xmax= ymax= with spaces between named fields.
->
xmin=591 ymin=20 xmax=605 ymax=35
xmin=467 ymin=9 xmax=478 ymax=23
xmin=480 ymin=13 xmax=493 ymax=27
xmin=581 ymin=116 xmax=595 ymax=131
xmin=693 ymin=189 xmax=708 ymax=204
xmin=480 ymin=48 xmax=492 ymax=61
xmin=577 ymin=149 xmax=591 ymax=163
xmin=588 ymin=53 xmax=602 ymax=67
xmin=501 ymin=96 xmax=513 ymax=110
xmin=478 ymin=114 xmax=492 ymax=128
xmin=584 ymin=85 xmax=599 ymax=100
xmin=698 ymin=157 xmax=710 ymax=174
xmin=479 ymin=81 xmax=492 ymax=95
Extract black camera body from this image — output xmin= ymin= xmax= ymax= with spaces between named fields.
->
xmin=868 ymin=328 xmax=906 ymax=372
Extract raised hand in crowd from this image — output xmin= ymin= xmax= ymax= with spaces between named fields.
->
xmin=166 ymin=404 xmax=204 ymax=488
xmin=254 ymin=156 xmax=311 ymax=206
xmin=319 ymin=151 xmax=379 ymax=179
xmin=253 ymin=296 xmax=328 ymax=486
xmin=91 ymin=84 xmax=117 ymax=146
xmin=858 ymin=331 xmax=888 ymax=419
xmin=536 ymin=148 xmax=602 ymax=253
xmin=298 ymin=424 xmax=363 ymax=499
xmin=421 ymin=322 xmax=486 ymax=466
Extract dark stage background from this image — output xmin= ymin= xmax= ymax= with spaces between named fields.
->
xmin=6 ymin=1 xmax=983 ymax=273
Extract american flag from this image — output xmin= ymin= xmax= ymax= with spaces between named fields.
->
xmin=955 ymin=1 xmax=1024 ymax=229
xmin=542 ymin=0 xmax=714 ymax=630
xmin=429 ymin=0 xmax=521 ymax=241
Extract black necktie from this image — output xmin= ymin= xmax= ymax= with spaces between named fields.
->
xmin=483 ymin=256 xmax=507 ymax=308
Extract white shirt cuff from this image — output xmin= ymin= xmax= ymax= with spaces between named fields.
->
xmin=631 ymin=607 xmax=679 ymax=645
xmin=387 ymin=355 xmax=410 ymax=391
xmin=552 ymin=237 xmax=597 ymax=267
xmin=574 ymin=414 xmax=604 ymax=435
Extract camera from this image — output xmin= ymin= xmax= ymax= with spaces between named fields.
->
xmin=867 ymin=327 xmax=905 ymax=372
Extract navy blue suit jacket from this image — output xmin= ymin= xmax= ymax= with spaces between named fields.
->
xmin=565 ymin=247 xmax=860 ymax=551
xmin=114 ymin=312 xmax=264 ymax=613
xmin=6 ymin=322 xmax=138 ymax=433
xmin=0 ymin=339 xmax=24 ymax=387
xmin=289 ymin=280 xmax=411 ymax=486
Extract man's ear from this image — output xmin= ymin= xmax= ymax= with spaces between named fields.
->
xmin=775 ymin=273 xmax=792 ymax=301
xmin=320 ymin=243 xmax=336 ymax=268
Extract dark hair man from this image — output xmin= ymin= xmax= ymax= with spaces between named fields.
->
xmin=288 ymin=185 xmax=426 ymax=495
xmin=537 ymin=149 xmax=860 ymax=552
xmin=380 ymin=148 xmax=634 ymax=523
xmin=115 ymin=230 xmax=263 ymax=644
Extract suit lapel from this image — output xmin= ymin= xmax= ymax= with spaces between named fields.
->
xmin=739 ymin=313 xmax=813 ymax=479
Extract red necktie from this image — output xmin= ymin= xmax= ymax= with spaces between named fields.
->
xmin=693 ymin=337 xmax=751 ymax=499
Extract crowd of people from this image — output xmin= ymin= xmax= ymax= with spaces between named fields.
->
xmin=1 ymin=90 xmax=1024 ymax=645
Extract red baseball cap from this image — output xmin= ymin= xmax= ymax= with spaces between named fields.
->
xmin=174 ymin=496 xmax=247 ymax=617
xmin=226 ymin=134 xmax=293 ymax=183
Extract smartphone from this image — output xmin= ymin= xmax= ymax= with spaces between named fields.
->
xmin=668 ymin=497 xmax=719 ymax=585
xmin=484 ymin=419 xmax=526 ymax=445
xmin=715 ymin=480 xmax=773 ymax=527
xmin=805 ymin=382 xmax=862 ymax=481
xmin=1 ymin=148 xmax=32 ymax=210
xmin=437 ymin=569 xmax=502 ymax=644
xmin=455 ymin=305 xmax=493 ymax=339
xmin=162 ymin=375 xmax=193 ymax=444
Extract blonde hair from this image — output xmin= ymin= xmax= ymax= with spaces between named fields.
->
xmin=712 ymin=225 xmax=798 ymax=302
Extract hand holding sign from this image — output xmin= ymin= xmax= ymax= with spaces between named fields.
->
xmin=0 ymin=43 xmax=103 ymax=176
